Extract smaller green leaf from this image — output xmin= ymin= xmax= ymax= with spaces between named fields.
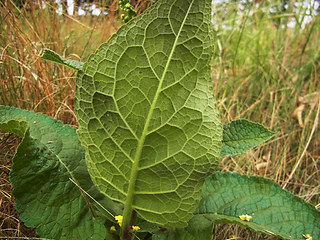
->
xmin=221 ymin=119 xmax=276 ymax=157
xmin=152 ymin=216 xmax=213 ymax=240
xmin=40 ymin=49 xmax=83 ymax=70
xmin=0 ymin=106 xmax=122 ymax=240
xmin=196 ymin=172 xmax=320 ymax=240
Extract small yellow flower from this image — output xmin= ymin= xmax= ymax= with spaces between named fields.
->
xmin=115 ymin=215 xmax=123 ymax=227
xmin=226 ymin=235 xmax=241 ymax=240
xmin=303 ymin=234 xmax=312 ymax=240
xmin=110 ymin=226 xmax=116 ymax=233
xmin=131 ymin=226 xmax=141 ymax=231
xmin=239 ymin=214 xmax=252 ymax=221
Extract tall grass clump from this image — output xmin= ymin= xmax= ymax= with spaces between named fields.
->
xmin=0 ymin=0 xmax=120 ymax=238
xmin=0 ymin=0 xmax=119 ymax=124
xmin=212 ymin=1 xmax=320 ymax=238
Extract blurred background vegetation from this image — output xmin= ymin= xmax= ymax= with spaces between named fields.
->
xmin=0 ymin=0 xmax=319 ymax=239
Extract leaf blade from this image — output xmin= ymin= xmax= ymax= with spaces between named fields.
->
xmin=221 ymin=119 xmax=276 ymax=157
xmin=76 ymin=0 xmax=222 ymax=227
xmin=40 ymin=49 xmax=83 ymax=70
xmin=0 ymin=106 xmax=121 ymax=239
xmin=196 ymin=172 xmax=320 ymax=240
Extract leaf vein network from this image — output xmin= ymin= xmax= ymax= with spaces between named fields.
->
xmin=160 ymin=68 xmax=197 ymax=92
xmin=106 ymin=61 xmax=139 ymax=140
xmin=141 ymin=46 xmax=161 ymax=81
xmin=137 ymin=148 xmax=201 ymax=171
xmin=121 ymin=0 xmax=196 ymax=222
xmin=94 ymin=117 xmax=135 ymax=165
xmin=145 ymin=92 xmax=202 ymax=136
xmin=86 ymin=125 xmax=132 ymax=186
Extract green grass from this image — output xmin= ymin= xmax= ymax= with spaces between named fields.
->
xmin=211 ymin=2 xmax=320 ymax=238
xmin=0 ymin=0 xmax=319 ymax=239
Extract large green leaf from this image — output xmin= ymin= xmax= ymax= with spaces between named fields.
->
xmin=75 ymin=0 xmax=222 ymax=228
xmin=221 ymin=119 xmax=276 ymax=157
xmin=0 ymin=106 xmax=122 ymax=239
xmin=195 ymin=172 xmax=320 ymax=240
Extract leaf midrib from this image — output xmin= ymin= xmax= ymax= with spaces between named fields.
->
xmin=121 ymin=0 xmax=195 ymax=228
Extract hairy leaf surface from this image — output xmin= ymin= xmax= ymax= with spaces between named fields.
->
xmin=40 ymin=49 xmax=83 ymax=70
xmin=0 ymin=106 xmax=121 ymax=239
xmin=196 ymin=172 xmax=320 ymax=240
xmin=221 ymin=119 xmax=276 ymax=157
xmin=75 ymin=0 xmax=222 ymax=227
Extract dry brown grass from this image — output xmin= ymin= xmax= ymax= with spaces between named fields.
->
xmin=0 ymin=0 xmax=121 ymax=238
xmin=0 ymin=0 xmax=120 ymax=125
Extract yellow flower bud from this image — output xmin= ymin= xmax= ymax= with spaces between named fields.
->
xmin=239 ymin=214 xmax=252 ymax=221
xmin=303 ymin=234 xmax=312 ymax=240
xmin=131 ymin=226 xmax=141 ymax=231
xmin=110 ymin=226 xmax=116 ymax=233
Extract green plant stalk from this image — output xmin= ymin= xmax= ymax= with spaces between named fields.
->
xmin=120 ymin=64 xmax=168 ymax=236
xmin=120 ymin=132 xmax=146 ymax=239
xmin=119 ymin=58 xmax=163 ymax=238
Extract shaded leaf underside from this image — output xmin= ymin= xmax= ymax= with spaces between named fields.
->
xmin=75 ymin=0 xmax=222 ymax=227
